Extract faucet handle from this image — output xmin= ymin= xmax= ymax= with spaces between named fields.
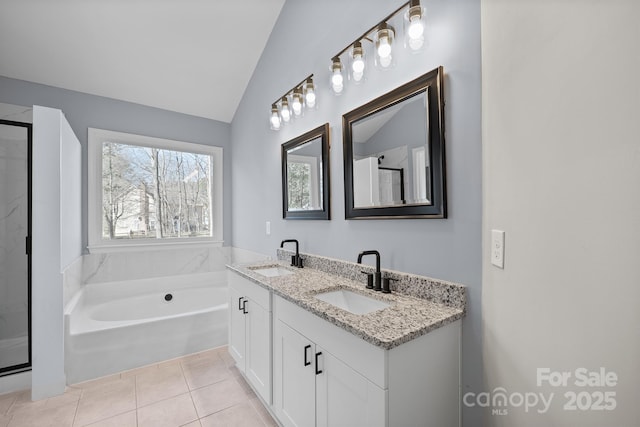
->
xmin=360 ymin=271 xmax=374 ymax=289
xmin=382 ymin=277 xmax=398 ymax=294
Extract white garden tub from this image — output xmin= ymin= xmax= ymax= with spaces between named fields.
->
xmin=64 ymin=272 xmax=228 ymax=384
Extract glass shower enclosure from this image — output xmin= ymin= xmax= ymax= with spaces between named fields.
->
xmin=0 ymin=119 xmax=31 ymax=375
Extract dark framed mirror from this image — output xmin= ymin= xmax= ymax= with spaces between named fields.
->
xmin=282 ymin=123 xmax=331 ymax=220
xmin=342 ymin=66 xmax=446 ymax=219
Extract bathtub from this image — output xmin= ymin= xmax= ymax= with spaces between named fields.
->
xmin=64 ymin=272 xmax=228 ymax=384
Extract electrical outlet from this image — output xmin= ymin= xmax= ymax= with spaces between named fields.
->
xmin=266 ymin=221 xmax=271 ymax=236
xmin=491 ymin=229 xmax=505 ymax=268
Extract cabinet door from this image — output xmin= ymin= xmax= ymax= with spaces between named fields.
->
xmin=316 ymin=347 xmax=386 ymax=427
xmin=228 ymin=285 xmax=246 ymax=372
xmin=274 ymin=320 xmax=316 ymax=427
xmin=246 ymin=299 xmax=271 ymax=403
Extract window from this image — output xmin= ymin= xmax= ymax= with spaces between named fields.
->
xmin=88 ymin=128 xmax=223 ymax=252
xmin=286 ymin=154 xmax=320 ymax=210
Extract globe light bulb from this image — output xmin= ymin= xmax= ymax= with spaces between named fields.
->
xmin=270 ymin=112 xmax=281 ymax=130
xmin=270 ymin=105 xmax=281 ymax=130
xmin=350 ymin=41 xmax=365 ymax=82
xmin=305 ymin=91 xmax=316 ymax=107
xmin=281 ymin=98 xmax=291 ymax=122
xmin=330 ymin=58 xmax=344 ymax=94
xmin=408 ymin=16 xmax=424 ymax=39
xmin=291 ymin=89 xmax=303 ymax=117
xmin=378 ymin=54 xmax=392 ymax=68
xmin=378 ymin=37 xmax=392 ymax=58
xmin=331 ymin=71 xmax=343 ymax=93
xmin=352 ymin=55 xmax=365 ymax=73
xmin=305 ymin=78 xmax=316 ymax=108
xmin=375 ymin=24 xmax=394 ymax=68
xmin=405 ymin=3 xmax=426 ymax=52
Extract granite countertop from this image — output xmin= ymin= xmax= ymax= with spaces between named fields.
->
xmin=226 ymin=260 xmax=465 ymax=350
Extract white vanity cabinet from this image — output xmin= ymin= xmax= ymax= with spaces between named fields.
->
xmin=228 ymin=272 xmax=272 ymax=403
xmin=273 ymin=295 xmax=461 ymax=427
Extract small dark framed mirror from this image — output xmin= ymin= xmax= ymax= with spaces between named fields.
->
xmin=343 ymin=66 xmax=446 ymax=219
xmin=282 ymin=123 xmax=331 ymax=220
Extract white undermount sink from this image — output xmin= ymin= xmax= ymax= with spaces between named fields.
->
xmin=250 ymin=266 xmax=295 ymax=278
xmin=314 ymin=289 xmax=391 ymax=315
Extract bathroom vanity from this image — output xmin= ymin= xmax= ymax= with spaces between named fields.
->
xmin=227 ymin=251 xmax=465 ymax=427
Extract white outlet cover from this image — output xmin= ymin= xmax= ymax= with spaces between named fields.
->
xmin=266 ymin=221 xmax=271 ymax=235
xmin=491 ymin=229 xmax=505 ymax=268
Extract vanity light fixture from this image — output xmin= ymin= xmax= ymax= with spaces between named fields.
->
xmin=268 ymin=74 xmax=314 ymax=131
xmin=328 ymin=0 xmax=427 ymax=95
xmin=268 ymin=1 xmax=428 ymax=130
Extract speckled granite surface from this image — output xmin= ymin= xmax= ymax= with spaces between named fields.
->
xmin=227 ymin=253 xmax=466 ymax=350
xmin=276 ymin=249 xmax=466 ymax=310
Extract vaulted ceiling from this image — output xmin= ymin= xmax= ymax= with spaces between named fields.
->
xmin=0 ymin=0 xmax=286 ymax=122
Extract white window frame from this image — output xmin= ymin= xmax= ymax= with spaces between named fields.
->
xmin=287 ymin=154 xmax=320 ymax=210
xmin=88 ymin=128 xmax=223 ymax=253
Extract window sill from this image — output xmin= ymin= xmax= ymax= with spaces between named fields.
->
xmin=87 ymin=239 xmax=224 ymax=254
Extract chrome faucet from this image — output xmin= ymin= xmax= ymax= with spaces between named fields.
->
xmin=281 ymin=239 xmax=303 ymax=268
xmin=357 ymin=250 xmax=381 ymax=291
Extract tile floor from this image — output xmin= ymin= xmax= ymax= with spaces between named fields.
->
xmin=0 ymin=346 xmax=278 ymax=427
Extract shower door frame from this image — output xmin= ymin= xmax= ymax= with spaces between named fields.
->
xmin=0 ymin=119 xmax=32 ymax=376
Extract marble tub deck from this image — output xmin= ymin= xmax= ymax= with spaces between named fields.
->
xmin=227 ymin=255 xmax=466 ymax=350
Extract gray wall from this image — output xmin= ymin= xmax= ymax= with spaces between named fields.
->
xmin=482 ymin=0 xmax=640 ymax=425
xmin=230 ymin=0 xmax=482 ymax=425
xmin=0 ymin=76 xmax=232 ymax=251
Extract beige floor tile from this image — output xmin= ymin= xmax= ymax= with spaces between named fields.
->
xmin=156 ymin=358 xmax=182 ymax=370
xmin=200 ymin=401 xmax=265 ymax=427
xmin=249 ymin=397 xmax=278 ymax=427
xmin=219 ymin=350 xmax=236 ymax=368
xmin=44 ymin=387 xmax=82 ymax=410
xmin=5 ymin=390 xmax=47 ymax=416
xmin=136 ymin=363 xmax=189 ymax=407
xmin=7 ymin=401 xmax=77 ymax=427
xmin=180 ymin=421 xmax=201 ymax=427
xmin=180 ymin=349 xmax=219 ymax=365
xmin=73 ymin=377 xmax=136 ymax=426
xmin=84 ymin=410 xmax=137 ymax=427
xmin=228 ymin=369 xmax=256 ymax=398
xmin=137 ymin=393 xmax=197 ymax=427
xmin=120 ymin=363 xmax=159 ymax=378
xmin=0 ymin=392 xmax=18 ymax=415
xmin=72 ymin=373 xmax=122 ymax=390
xmin=0 ymin=414 xmax=12 ymax=427
xmin=190 ymin=377 xmax=248 ymax=418
xmin=181 ymin=355 xmax=232 ymax=390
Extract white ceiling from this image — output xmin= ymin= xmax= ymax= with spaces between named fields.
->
xmin=0 ymin=0 xmax=286 ymax=123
